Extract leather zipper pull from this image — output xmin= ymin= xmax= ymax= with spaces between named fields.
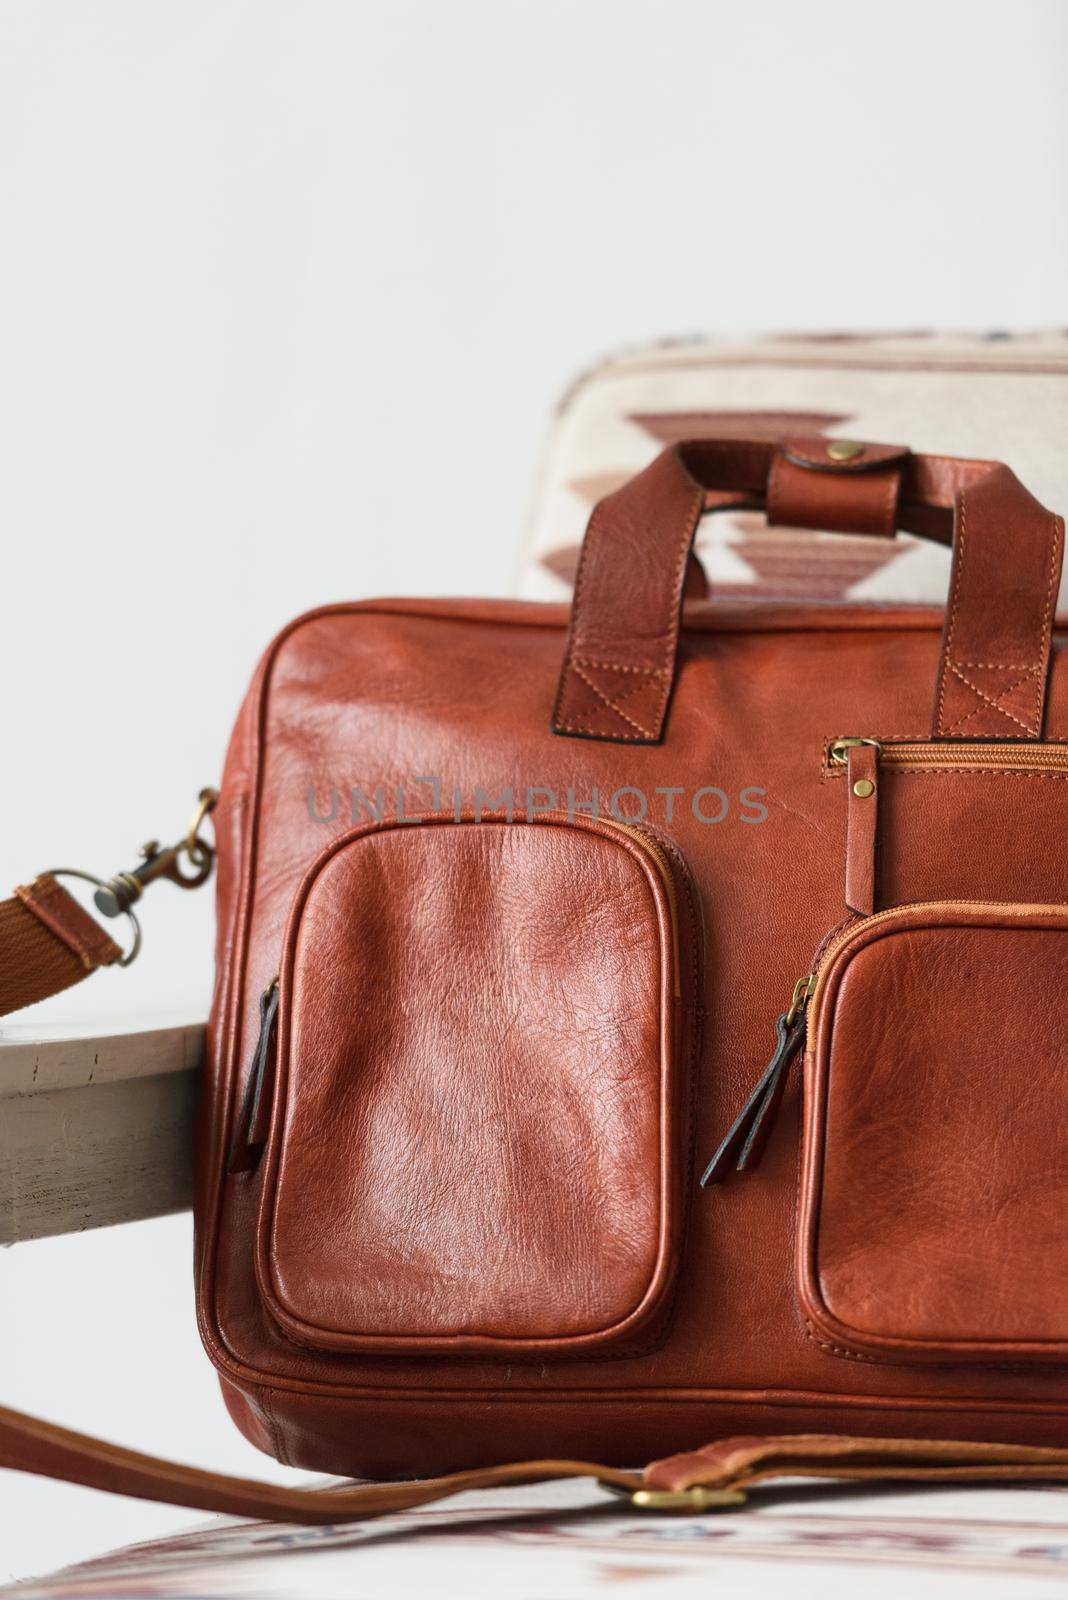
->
xmin=227 ymin=978 xmax=280 ymax=1174
xmin=700 ymin=976 xmax=812 ymax=1187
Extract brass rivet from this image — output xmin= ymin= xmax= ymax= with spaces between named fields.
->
xmin=827 ymin=439 xmax=864 ymax=462
xmin=853 ymin=778 xmax=875 ymax=798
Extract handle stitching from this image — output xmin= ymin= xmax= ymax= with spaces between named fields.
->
xmin=572 ymin=657 xmax=669 ymax=677
xmin=935 ymin=489 xmax=967 ymax=736
xmin=571 ymin=661 xmax=656 ymax=740
xmin=942 ymin=664 xmax=1039 ymax=736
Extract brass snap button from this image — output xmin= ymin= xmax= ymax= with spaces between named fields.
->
xmin=827 ymin=440 xmax=864 ymax=462
xmin=852 ymin=778 xmax=875 ymax=798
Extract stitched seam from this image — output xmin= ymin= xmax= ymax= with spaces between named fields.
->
xmin=574 ymin=674 xmax=667 ymax=715
xmin=885 ymin=767 xmax=1068 ymax=779
xmin=1034 ymin=511 xmax=1063 ymax=732
xmin=260 ymin=1386 xmax=289 ymax=1465
xmin=803 ymin=1323 xmax=881 ymax=1364
xmin=551 ymin=487 xmax=607 ymax=731
xmin=649 ymin=478 xmax=705 ymax=731
xmin=572 ymin=657 xmax=669 ymax=677
xmin=935 ymin=489 xmax=967 ymax=735
xmin=804 ymin=1321 xmax=1059 ymax=1372
xmin=555 ymin=720 xmax=648 ymax=741
xmin=943 ymin=664 xmax=1038 ymax=734
xmin=954 ymin=660 xmax=1044 ymax=670
xmin=573 ymin=661 xmax=656 ymax=739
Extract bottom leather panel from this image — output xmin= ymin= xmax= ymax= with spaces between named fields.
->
xmin=218 ymin=1377 xmax=1068 ymax=1478
xmin=800 ymin=903 xmax=1068 ymax=1365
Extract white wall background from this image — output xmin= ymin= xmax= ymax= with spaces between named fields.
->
xmin=1 ymin=0 xmax=1066 ymax=1582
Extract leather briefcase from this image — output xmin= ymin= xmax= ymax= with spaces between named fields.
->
xmin=5 ymin=434 xmax=1068 ymax=1520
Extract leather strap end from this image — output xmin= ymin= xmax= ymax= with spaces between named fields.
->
xmin=0 ymin=876 xmax=122 ymax=1017
xmin=15 ymin=874 xmax=122 ymax=972
xmin=643 ymin=1433 xmax=1068 ymax=1496
xmin=767 ymin=440 xmax=906 ymax=537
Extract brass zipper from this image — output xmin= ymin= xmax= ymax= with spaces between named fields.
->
xmin=608 ymin=822 xmax=682 ymax=997
xmin=830 ymin=736 xmax=1068 ymax=772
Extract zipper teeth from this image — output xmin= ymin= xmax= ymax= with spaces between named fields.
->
xmin=609 ymin=822 xmax=682 ymax=997
xmin=831 ymin=738 xmax=1068 ymax=772
xmin=884 ymin=742 xmax=1068 ymax=771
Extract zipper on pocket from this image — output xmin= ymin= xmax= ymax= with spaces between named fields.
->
xmin=609 ymin=821 xmax=682 ymax=997
xmin=700 ymin=972 xmax=814 ymax=1186
xmin=700 ymin=909 xmax=865 ymax=1188
xmin=829 ymin=736 xmax=1068 ymax=772
xmin=706 ymin=737 xmax=1068 ymax=1192
xmin=228 ymin=977 xmax=280 ymax=1174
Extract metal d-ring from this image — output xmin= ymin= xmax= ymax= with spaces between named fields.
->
xmin=45 ymin=867 xmax=143 ymax=967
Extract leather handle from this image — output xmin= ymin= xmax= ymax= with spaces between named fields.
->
xmin=6 ymin=1397 xmax=1068 ymax=1524
xmin=552 ymin=439 xmax=1064 ymax=746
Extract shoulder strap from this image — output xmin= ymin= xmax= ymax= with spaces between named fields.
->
xmin=5 ymin=1399 xmax=1068 ymax=1520
xmin=0 ymin=875 xmax=122 ymax=1016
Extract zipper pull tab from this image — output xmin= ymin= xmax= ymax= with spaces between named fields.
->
xmin=227 ymin=978 xmax=280 ymax=1174
xmin=700 ymin=974 xmax=813 ymax=1187
xmin=844 ymin=742 xmax=879 ymax=917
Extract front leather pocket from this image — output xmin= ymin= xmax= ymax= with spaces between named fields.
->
xmin=799 ymin=902 xmax=1068 ymax=1365
xmin=256 ymin=812 xmax=697 ymax=1359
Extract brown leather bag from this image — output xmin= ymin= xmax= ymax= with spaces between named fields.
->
xmin=5 ymin=435 xmax=1068 ymax=1521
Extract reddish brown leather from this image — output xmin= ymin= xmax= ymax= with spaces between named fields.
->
xmin=198 ymin=574 xmax=1068 ymax=1481
xmin=9 ymin=439 xmax=1068 ymax=1522
xmin=934 ymin=467 xmax=1064 ymax=739
xmin=0 ymin=875 xmax=121 ymax=1016
xmin=768 ymin=437 xmax=906 ymax=536
xmin=844 ymin=744 xmax=878 ymax=915
xmin=552 ymin=446 xmax=706 ymax=744
xmin=645 ymin=1433 xmax=1068 ymax=1494
xmin=553 ymin=439 xmax=1063 ymax=743
xmin=801 ymin=903 xmax=1068 ymax=1364
xmin=781 ymin=438 xmax=910 ymax=474
xmin=255 ymin=812 xmax=696 ymax=1358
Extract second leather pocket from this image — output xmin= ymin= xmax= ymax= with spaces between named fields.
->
xmin=799 ymin=901 xmax=1068 ymax=1365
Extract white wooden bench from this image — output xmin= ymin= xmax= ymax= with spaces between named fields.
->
xmin=0 ymin=1021 xmax=203 ymax=1245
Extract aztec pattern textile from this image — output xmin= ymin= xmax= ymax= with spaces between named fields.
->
xmin=521 ymin=329 xmax=1068 ymax=608
xmin=12 ymin=1479 xmax=1068 ymax=1597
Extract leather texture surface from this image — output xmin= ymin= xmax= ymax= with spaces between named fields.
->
xmin=196 ymin=438 xmax=1068 ymax=1480
xmin=801 ymin=903 xmax=1068 ymax=1363
xmin=256 ymin=812 xmax=696 ymax=1357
